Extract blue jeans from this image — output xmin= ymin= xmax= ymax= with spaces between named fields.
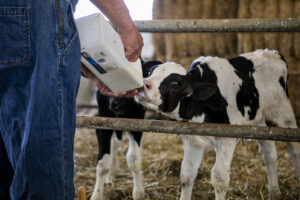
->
xmin=0 ymin=0 xmax=81 ymax=199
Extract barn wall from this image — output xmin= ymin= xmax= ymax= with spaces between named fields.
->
xmin=152 ymin=0 xmax=300 ymax=125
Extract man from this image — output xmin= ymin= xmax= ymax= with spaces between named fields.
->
xmin=0 ymin=0 xmax=143 ymax=199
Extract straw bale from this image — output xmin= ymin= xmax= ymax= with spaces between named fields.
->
xmin=187 ymin=0 xmax=202 ymax=18
xmin=250 ymin=0 xmax=265 ymax=50
xmin=202 ymin=0 xmax=214 ymax=18
xmin=293 ymin=1 xmax=300 ymax=59
xmin=286 ymin=56 xmax=298 ymax=112
xmin=173 ymin=0 xmax=188 ymax=59
xmin=226 ymin=0 xmax=238 ymax=56
xmin=263 ymin=0 xmax=279 ymax=50
xmin=152 ymin=0 xmax=165 ymax=61
xmin=277 ymin=0 xmax=293 ymax=56
xmin=296 ymin=60 xmax=300 ymax=119
xmin=163 ymin=0 xmax=175 ymax=62
xmin=186 ymin=0 xmax=203 ymax=57
xmin=238 ymin=0 xmax=251 ymax=18
xmin=214 ymin=0 xmax=230 ymax=57
xmin=237 ymin=0 xmax=253 ymax=53
xmin=161 ymin=0 xmax=174 ymax=19
xmin=152 ymin=0 xmax=163 ymax=19
xmin=214 ymin=0 xmax=238 ymax=57
xmin=174 ymin=0 xmax=187 ymax=19
xmin=165 ymin=34 xmax=174 ymax=61
xmin=187 ymin=33 xmax=203 ymax=58
xmin=161 ymin=0 xmax=176 ymax=61
xmin=172 ymin=56 xmax=194 ymax=70
xmin=152 ymin=33 xmax=166 ymax=62
xmin=201 ymin=0 xmax=215 ymax=55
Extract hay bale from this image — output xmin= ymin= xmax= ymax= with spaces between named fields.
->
xmin=176 ymin=56 xmax=195 ymax=70
xmin=293 ymin=1 xmax=300 ymax=59
xmin=186 ymin=0 xmax=203 ymax=57
xmin=165 ymin=34 xmax=174 ymax=61
xmin=296 ymin=60 xmax=300 ymax=122
xmin=187 ymin=33 xmax=203 ymax=58
xmin=214 ymin=0 xmax=231 ymax=57
xmin=250 ymin=0 xmax=265 ymax=50
xmin=201 ymin=0 xmax=216 ymax=55
xmin=291 ymin=1 xmax=300 ymax=124
xmin=152 ymin=33 xmax=166 ymax=61
xmin=285 ymin=56 xmax=298 ymax=113
xmin=277 ymin=0 xmax=293 ymax=56
xmin=152 ymin=0 xmax=165 ymax=61
xmin=173 ymin=0 xmax=188 ymax=59
xmin=224 ymin=0 xmax=238 ymax=57
xmin=163 ymin=0 xmax=175 ymax=61
xmin=214 ymin=0 xmax=238 ymax=57
xmin=152 ymin=0 xmax=163 ymax=19
xmin=263 ymin=0 xmax=279 ymax=50
xmin=237 ymin=0 xmax=253 ymax=53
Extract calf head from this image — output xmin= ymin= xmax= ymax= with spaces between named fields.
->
xmin=108 ymin=97 xmax=134 ymax=115
xmin=101 ymin=60 xmax=163 ymax=116
xmin=135 ymin=62 xmax=218 ymax=118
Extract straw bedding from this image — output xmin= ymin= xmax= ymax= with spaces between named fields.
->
xmin=74 ymin=128 xmax=299 ymax=200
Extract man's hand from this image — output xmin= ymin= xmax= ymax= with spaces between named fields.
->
xmin=81 ymin=65 xmax=139 ymax=97
xmin=119 ymin=26 xmax=143 ymax=62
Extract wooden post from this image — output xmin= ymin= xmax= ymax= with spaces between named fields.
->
xmin=78 ymin=187 xmax=87 ymax=200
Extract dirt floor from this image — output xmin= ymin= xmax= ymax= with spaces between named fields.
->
xmin=74 ymin=128 xmax=300 ymax=200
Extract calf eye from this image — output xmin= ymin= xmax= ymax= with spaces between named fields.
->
xmin=171 ymin=81 xmax=181 ymax=88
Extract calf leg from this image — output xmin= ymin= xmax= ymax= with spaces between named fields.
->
xmin=127 ymin=132 xmax=144 ymax=200
xmin=265 ymin=99 xmax=300 ymax=183
xmin=180 ymin=136 xmax=205 ymax=200
xmin=285 ymin=123 xmax=300 ymax=197
xmin=287 ymin=142 xmax=300 ymax=183
xmin=106 ymin=131 xmax=122 ymax=183
xmin=211 ymin=139 xmax=237 ymax=200
xmin=91 ymin=130 xmax=113 ymax=200
xmin=257 ymin=140 xmax=281 ymax=199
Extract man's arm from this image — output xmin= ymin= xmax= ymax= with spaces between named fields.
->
xmin=90 ymin=0 xmax=143 ymax=61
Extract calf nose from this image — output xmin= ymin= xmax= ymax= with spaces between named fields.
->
xmin=144 ymin=80 xmax=152 ymax=90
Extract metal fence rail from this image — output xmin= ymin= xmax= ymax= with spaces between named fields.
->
xmin=134 ymin=18 xmax=300 ymax=33
xmin=75 ymin=105 xmax=300 ymax=120
xmin=76 ymin=116 xmax=300 ymax=142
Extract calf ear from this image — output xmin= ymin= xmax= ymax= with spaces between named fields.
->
xmin=142 ymin=60 xmax=163 ymax=77
xmin=191 ymin=82 xmax=218 ymax=100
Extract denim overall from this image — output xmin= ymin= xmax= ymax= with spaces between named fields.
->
xmin=0 ymin=0 xmax=81 ymax=199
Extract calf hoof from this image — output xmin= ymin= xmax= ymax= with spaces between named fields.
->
xmin=90 ymin=193 xmax=103 ymax=200
xmin=105 ymin=172 xmax=116 ymax=184
xmin=269 ymin=188 xmax=281 ymax=200
xmin=133 ymin=188 xmax=145 ymax=200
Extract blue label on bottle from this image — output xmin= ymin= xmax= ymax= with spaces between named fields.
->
xmin=82 ymin=52 xmax=107 ymax=74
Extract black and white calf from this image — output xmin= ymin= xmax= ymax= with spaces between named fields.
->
xmin=90 ymin=60 xmax=162 ymax=200
xmin=90 ymin=90 xmax=146 ymax=200
xmin=135 ymin=49 xmax=300 ymax=200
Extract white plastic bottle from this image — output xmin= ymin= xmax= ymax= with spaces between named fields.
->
xmin=76 ymin=13 xmax=143 ymax=94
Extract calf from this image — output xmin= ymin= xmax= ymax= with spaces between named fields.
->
xmin=135 ymin=49 xmax=300 ymax=200
xmin=91 ymin=60 xmax=162 ymax=200
xmin=91 ymin=91 xmax=145 ymax=200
